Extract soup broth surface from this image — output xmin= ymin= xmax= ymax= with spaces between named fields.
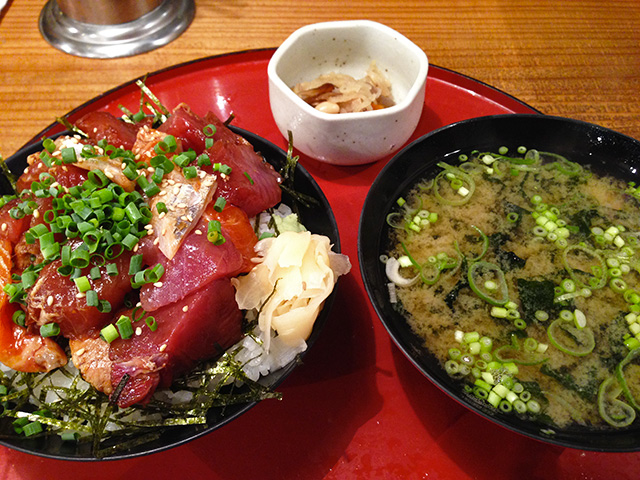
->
xmin=387 ymin=147 xmax=640 ymax=430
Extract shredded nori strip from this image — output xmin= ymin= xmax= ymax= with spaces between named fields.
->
xmin=0 ymin=346 xmax=282 ymax=456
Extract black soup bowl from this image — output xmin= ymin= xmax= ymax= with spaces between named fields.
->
xmin=358 ymin=114 xmax=640 ymax=452
xmin=0 ymin=126 xmax=340 ymax=460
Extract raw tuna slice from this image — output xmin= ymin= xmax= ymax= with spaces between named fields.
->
xmin=17 ymin=156 xmax=88 ymax=193
xmin=138 ymin=214 xmax=244 ymax=312
xmin=109 ymin=277 xmax=243 ymax=407
xmin=27 ymin=248 xmax=134 ymax=339
xmin=138 ymin=201 xmax=257 ymax=312
xmin=158 ymin=104 xmax=282 ymax=217
xmin=204 ymin=136 xmax=282 ymax=217
xmin=74 ymin=111 xmax=140 ymax=151
xmin=157 ymin=103 xmax=210 ymax=152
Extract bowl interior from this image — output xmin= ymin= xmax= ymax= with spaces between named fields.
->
xmin=271 ymin=20 xmax=427 ymax=110
xmin=359 ymin=113 xmax=640 ymax=452
xmin=0 ymin=127 xmax=340 ymax=460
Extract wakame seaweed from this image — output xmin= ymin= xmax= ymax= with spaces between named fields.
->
xmin=490 ymin=232 xmax=527 ymax=271
xmin=539 ymin=364 xmax=599 ymax=402
xmin=516 ymin=278 xmax=558 ymax=322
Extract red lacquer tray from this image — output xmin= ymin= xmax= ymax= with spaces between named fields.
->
xmin=3 ymin=49 xmax=639 ymax=479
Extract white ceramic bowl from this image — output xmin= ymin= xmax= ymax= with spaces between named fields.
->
xmin=268 ymin=20 xmax=429 ymax=165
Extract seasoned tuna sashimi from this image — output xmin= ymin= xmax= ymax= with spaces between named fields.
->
xmin=138 ymin=225 xmax=243 ymax=312
xmin=18 ymin=154 xmax=88 ymax=193
xmin=203 ymin=111 xmax=282 ymax=217
xmin=138 ymin=202 xmax=257 ymax=312
xmin=204 ymin=136 xmax=282 ymax=217
xmin=27 ymin=248 xmax=134 ymax=339
xmin=0 ymin=239 xmax=67 ymax=373
xmin=108 ymin=278 xmax=243 ymax=407
xmin=203 ymin=203 xmax=258 ymax=274
xmin=158 ymin=103 xmax=210 ymax=152
xmin=159 ymin=104 xmax=282 ymax=217
xmin=74 ymin=111 xmax=140 ymax=151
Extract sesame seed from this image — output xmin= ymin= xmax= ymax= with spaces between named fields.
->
xmin=153 ymin=237 xmax=160 ymax=245
xmin=177 ymin=202 xmax=187 ymax=209
xmin=159 ymin=211 xmax=166 ymax=219
xmin=182 ymin=305 xmax=188 ymax=312
xmin=135 ymin=327 xmax=142 ymax=336
xmin=136 ymin=301 xmax=142 ymax=307
xmin=1 ymin=223 xmax=6 ymax=232
xmin=195 ymin=229 xmax=202 ymax=235
xmin=168 ymin=179 xmax=176 ymax=185
xmin=75 ymin=348 xmax=85 ymax=356
xmin=33 ymin=209 xmax=40 ymax=218
xmin=76 ymin=292 xmax=85 ymax=298
xmin=159 ymin=344 xmax=167 ymax=352
xmin=46 ymin=295 xmax=54 ymax=306
xmin=153 ymin=281 xmax=163 ymax=288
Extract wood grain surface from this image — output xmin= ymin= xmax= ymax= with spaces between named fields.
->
xmin=0 ymin=0 xmax=639 ymax=158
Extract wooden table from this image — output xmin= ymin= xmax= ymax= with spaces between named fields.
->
xmin=0 ymin=1 xmax=639 ymax=479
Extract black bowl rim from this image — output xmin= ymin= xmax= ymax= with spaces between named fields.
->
xmin=0 ymin=126 xmax=341 ymax=461
xmin=359 ymin=113 xmax=640 ymax=452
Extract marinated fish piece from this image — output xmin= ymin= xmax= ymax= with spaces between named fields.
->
xmin=109 ymin=278 xmax=243 ymax=407
xmin=131 ymin=124 xmax=172 ymax=164
xmin=69 ymin=337 xmax=113 ymax=394
xmin=149 ymin=168 xmax=217 ymax=260
xmin=158 ymin=105 xmax=283 ymax=217
xmin=75 ymin=111 xmax=142 ymax=151
xmin=0 ymin=239 xmax=67 ymax=372
xmin=27 ymin=245 xmax=135 ymax=339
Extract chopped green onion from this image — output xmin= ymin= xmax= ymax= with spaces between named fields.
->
xmin=213 ymin=196 xmax=226 ymax=212
xmin=100 ymin=324 xmax=119 ymax=343
xmin=183 ymin=166 xmax=197 ymax=179
xmin=12 ymin=309 xmax=26 ymax=326
xmin=145 ymin=316 xmax=158 ymax=331
xmin=207 ymin=220 xmax=225 ymax=245
xmin=73 ymin=276 xmax=91 ymax=293
xmin=129 ymin=254 xmax=144 ymax=275
xmin=85 ymin=289 xmax=99 ymax=307
xmin=40 ymin=323 xmax=60 ymax=337
xmin=23 ymin=421 xmax=43 ymax=437
xmin=197 ymin=153 xmax=211 ymax=167
xmin=116 ymin=315 xmax=134 ymax=340
xmin=61 ymin=147 xmax=77 ymax=164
